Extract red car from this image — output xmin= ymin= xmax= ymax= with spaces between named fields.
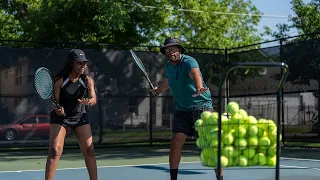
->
xmin=0 ymin=114 xmax=52 ymax=141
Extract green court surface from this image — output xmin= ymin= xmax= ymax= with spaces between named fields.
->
xmin=1 ymin=145 xmax=320 ymax=180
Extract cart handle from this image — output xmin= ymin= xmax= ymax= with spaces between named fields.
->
xmin=216 ymin=62 xmax=289 ymax=180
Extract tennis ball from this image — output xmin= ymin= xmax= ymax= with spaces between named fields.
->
xmin=247 ymin=116 xmax=257 ymax=124
xmin=238 ymin=109 xmax=248 ymax=122
xmin=222 ymin=133 xmax=234 ymax=145
xmin=232 ymin=148 xmax=241 ymax=158
xmin=220 ymin=156 xmax=229 ymax=167
xmin=247 ymin=136 xmax=259 ymax=147
xmin=248 ymin=159 xmax=256 ymax=166
xmin=194 ymin=119 xmax=204 ymax=132
xmin=237 ymin=156 xmax=248 ymax=167
xmin=257 ymin=147 xmax=267 ymax=155
xmin=257 ymin=118 xmax=267 ymax=129
xmin=234 ymin=126 xmax=247 ymax=138
xmin=221 ymin=117 xmax=232 ymax=133
xmin=207 ymin=112 xmax=219 ymax=125
xmin=229 ymin=113 xmax=242 ymax=127
xmin=247 ymin=125 xmax=258 ymax=137
xmin=259 ymin=137 xmax=271 ymax=149
xmin=257 ymin=127 xmax=265 ymax=137
xmin=268 ymin=144 xmax=277 ymax=156
xmin=234 ymin=138 xmax=247 ymax=150
xmin=201 ymin=111 xmax=212 ymax=121
xmin=226 ymin=102 xmax=239 ymax=115
xmin=196 ymin=137 xmax=207 ymax=148
xmin=242 ymin=148 xmax=256 ymax=159
xmin=222 ymin=146 xmax=234 ymax=159
xmin=267 ymin=155 xmax=277 ymax=166
xmin=253 ymin=153 xmax=266 ymax=166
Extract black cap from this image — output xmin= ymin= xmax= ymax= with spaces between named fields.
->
xmin=68 ymin=49 xmax=89 ymax=62
xmin=160 ymin=37 xmax=186 ymax=54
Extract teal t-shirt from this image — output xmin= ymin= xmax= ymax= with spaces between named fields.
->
xmin=165 ymin=55 xmax=212 ymax=111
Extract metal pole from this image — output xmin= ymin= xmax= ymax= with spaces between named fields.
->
xmin=280 ymin=39 xmax=286 ymax=146
xmin=148 ymin=47 xmax=153 ymax=147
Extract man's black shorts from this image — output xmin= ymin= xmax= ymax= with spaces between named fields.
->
xmin=172 ymin=108 xmax=212 ymax=136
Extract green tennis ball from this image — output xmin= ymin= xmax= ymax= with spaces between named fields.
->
xmin=268 ymin=145 xmax=277 ymax=156
xmin=253 ymin=153 xmax=266 ymax=166
xmin=257 ymin=127 xmax=265 ymax=137
xmin=238 ymin=109 xmax=248 ymax=122
xmin=222 ymin=133 xmax=234 ymax=145
xmin=196 ymin=137 xmax=207 ymax=148
xmin=221 ymin=156 xmax=229 ymax=167
xmin=247 ymin=116 xmax=257 ymax=124
xmin=258 ymin=147 xmax=268 ymax=155
xmin=247 ymin=136 xmax=259 ymax=147
xmin=232 ymin=148 xmax=241 ymax=158
xmin=207 ymin=112 xmax=219 ymax=125
xmin=230 ymin=113 xmax=242 ymax=127
xmin=222 ymin=146 xmax=234 ymax=159
xmin=242 ymin=148 xmax=256 ymax=159
xmin=234 ymin=138 xmax=247 ymax=150
xmin=238 ymin=156 xmax=248 ymax=167
xmin=234 ymin=126 xmax=247 ymax=138
xmin=221 ymin=117 xmax=232 ymax=133
xmin=247 ymin=125 xmax=258 ymax=137
xmin=201 ymin=111 xmax=212 ymax=121
xmin=194 ymin=119 xmax=204 ymax=132
xmin=267 ymin=155 xmax=277 ymax=166
xmin=226 ymin=102 xmax=239 ymax=115
xmin=259 ymin=137 xmax=271 ymax=149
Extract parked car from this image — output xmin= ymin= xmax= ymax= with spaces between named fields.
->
xmin=0 ymin=114 xmax=52 ymax=141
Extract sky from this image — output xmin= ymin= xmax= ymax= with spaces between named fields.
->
xmin=252 ymin=0 xmax=311 ymax=41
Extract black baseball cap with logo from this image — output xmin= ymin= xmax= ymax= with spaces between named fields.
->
xmin=67 ymin=49 xmax=89 ymax=62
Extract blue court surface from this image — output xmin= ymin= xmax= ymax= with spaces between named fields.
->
xmin=1 ymin=157 xmax=319 ymax=180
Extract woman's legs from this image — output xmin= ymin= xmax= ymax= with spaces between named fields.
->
xmin=73 ymin=124 xmax=97 ymax=180
xmin=45 ymin=124 xmax=67 ymax=180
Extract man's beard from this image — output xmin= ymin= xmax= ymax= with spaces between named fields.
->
xmin=168 ymin=54 xmax=180 ymax=62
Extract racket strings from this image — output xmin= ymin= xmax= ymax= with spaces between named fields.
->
xmin=130 ymin=51 xmax=147 ymax=73
xmin=34 ymin=69 xmax=53 ymax=99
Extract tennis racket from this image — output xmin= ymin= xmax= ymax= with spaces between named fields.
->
xmin=33 ymin=67 xmax=64 ymax=114
xmin=129 ymin=50 xmax=155 ymax=89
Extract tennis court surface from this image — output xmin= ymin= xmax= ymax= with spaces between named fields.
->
xmin=0 ymin=146 xmax=319 ymax=180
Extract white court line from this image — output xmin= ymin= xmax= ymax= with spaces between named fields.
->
xmin=280 ymin=165 xmax=320 ymax=171
xmin=0 ymin=161 xmax=201 ymax=174
xmin=1 ymin=158 xmax=320 ymax=174
xmin=281 ymin=157 xmax=320 ymax=162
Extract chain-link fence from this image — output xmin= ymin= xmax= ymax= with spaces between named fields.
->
xmin=0 ymin=33 xmax=320 ymax=149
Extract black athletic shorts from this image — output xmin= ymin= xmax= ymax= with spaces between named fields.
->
xmin=50 ymin=111 xmax=90 ymax=128
xmin=172 ymin=108 xmax=213 ymax=136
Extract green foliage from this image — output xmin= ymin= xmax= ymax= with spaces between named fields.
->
xmin=1 ymin=0 xmax=263 ymax=48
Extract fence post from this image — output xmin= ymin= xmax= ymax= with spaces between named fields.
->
xmin=280 ymin=39 xmax=286 ymax=145
xmin=224 ymin=47 xmax=230 ymax=107
xmin=148 ymin=46 xmax=153 ymax=147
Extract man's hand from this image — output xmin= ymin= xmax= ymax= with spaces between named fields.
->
xmin=151 ymin=87 xmax=160 ymax=96
xmin=192 ymin=87 xmax=209 ymax=97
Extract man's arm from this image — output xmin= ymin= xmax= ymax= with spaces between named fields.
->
xmin=189 ymin=68 xmax=208 ymax=96
xmin=189 ymin=68 xmax=203 ymax=89
xmin=152 ymin=78 xmax=169 ymax=96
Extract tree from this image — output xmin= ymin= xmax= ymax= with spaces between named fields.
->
xmin=2 ymin=0 xmax=263 ymax=47
xmin=272 ymin=0 xmax=320 ymax=132
xmin=0 ymin=10 xmax=22 ymax=40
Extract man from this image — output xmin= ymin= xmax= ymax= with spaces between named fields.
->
xmin=151 ymin=37 xmax=223 ymax=180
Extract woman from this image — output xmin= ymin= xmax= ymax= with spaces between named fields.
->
xmin=45 ymin=49 xmax=97 ymax=180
